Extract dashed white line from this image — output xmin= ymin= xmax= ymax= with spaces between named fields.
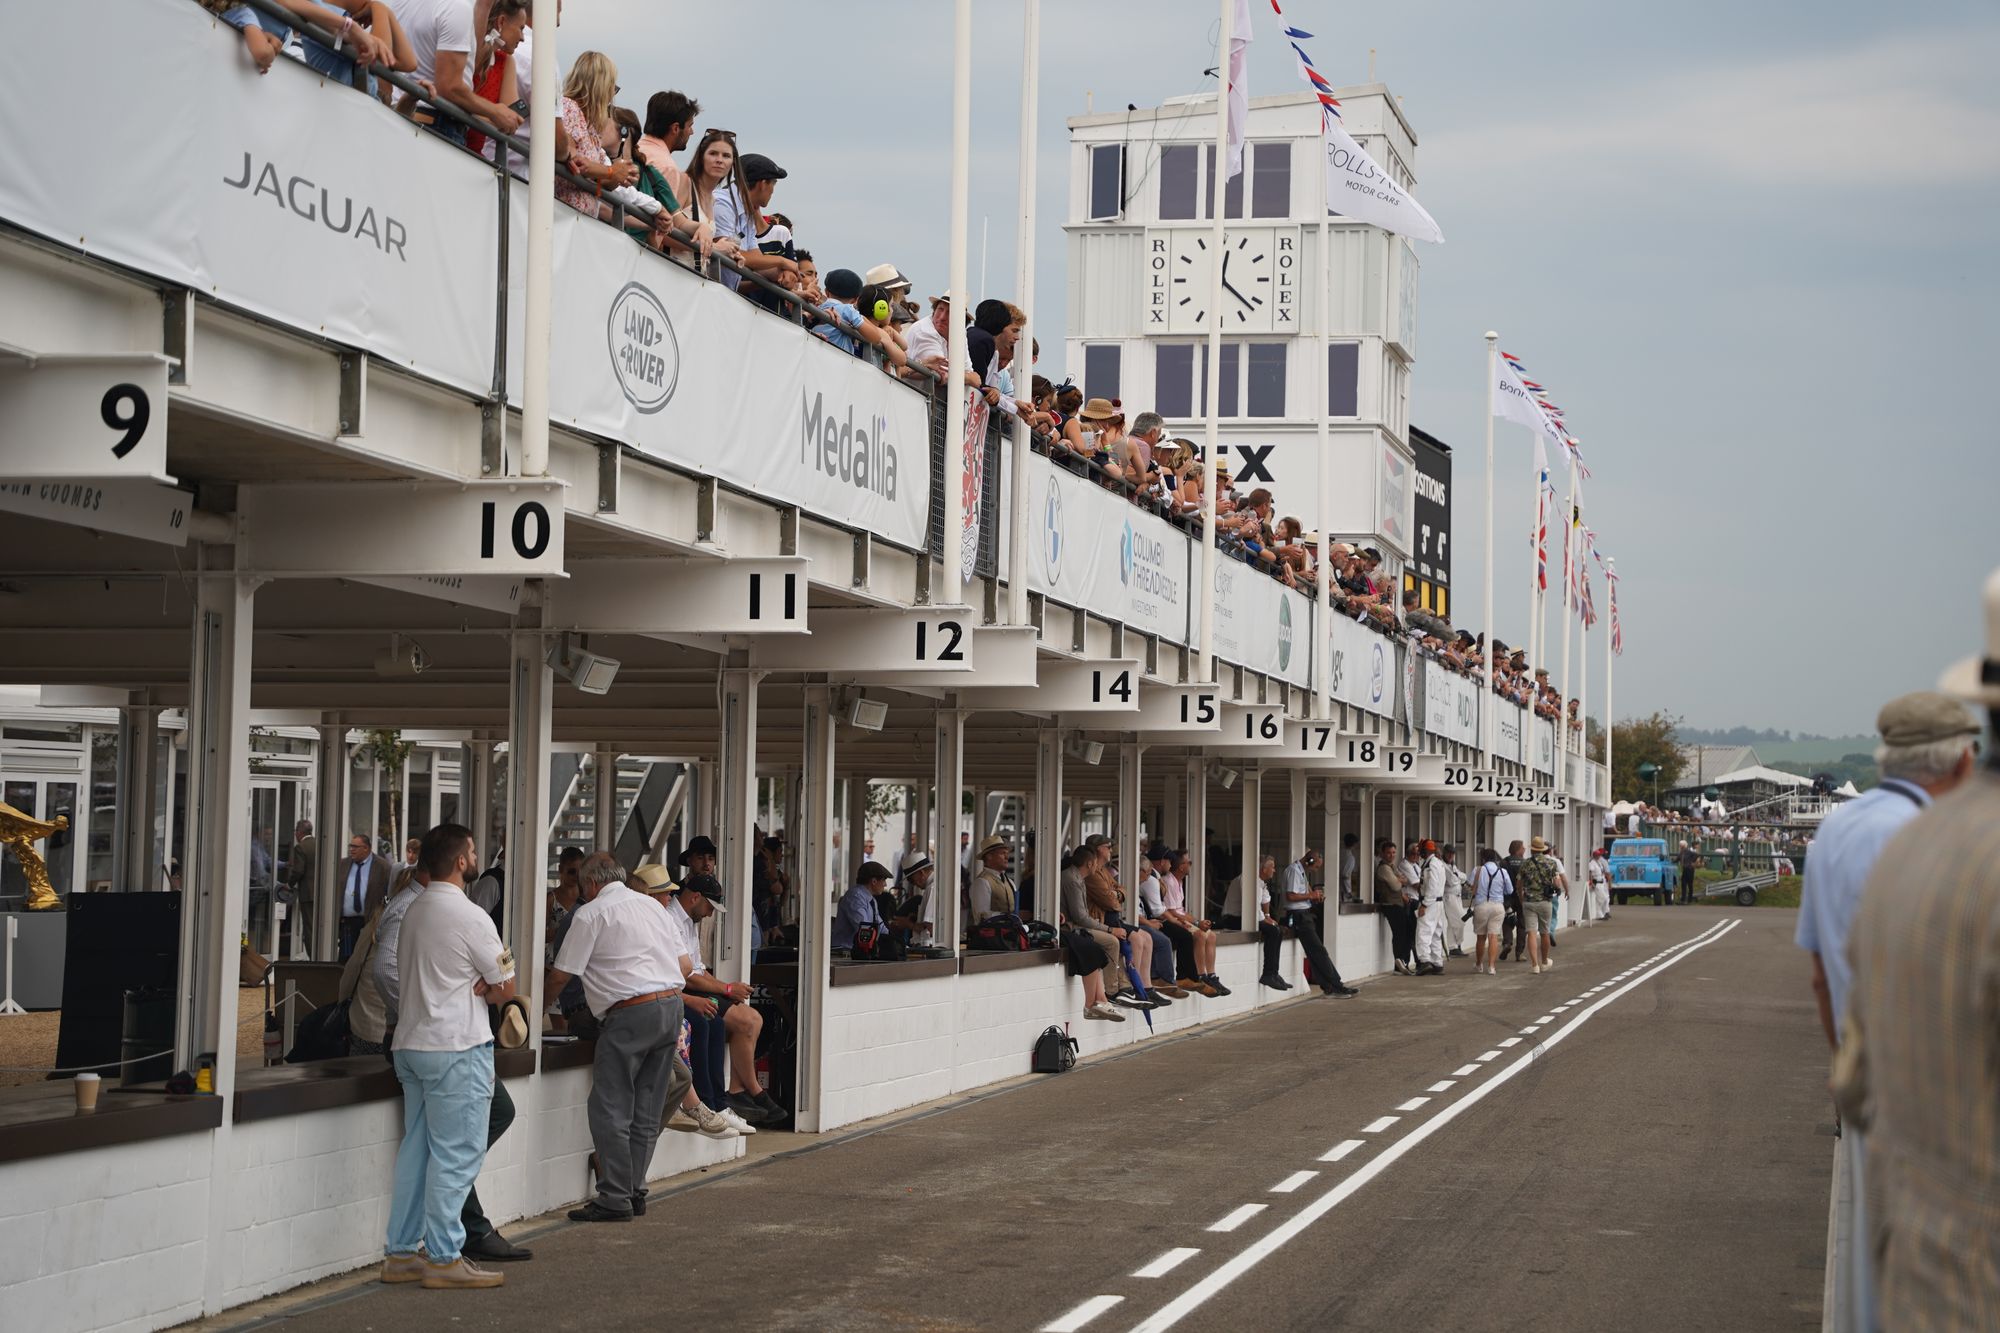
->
xmin=1133 ymin=1249 xmax=1201 ymax=1279
xmin=1270 ymin=1171 xmax=1318 ymax=1194
xmin=1521 ymin=1024 xmax=1543 ymax=1033
xmin=1426 ymin=1081 xmax=1456 ymax=1093
xmin=1551 ymin=1005 xmax=1572 ymax=1012
xmin=1208 ymin=1204 xmax=1267 ymax=1233
xmin=1476 ymin=1049 xmax=1503 ymax=1062
xmin=1498 ymin=1037 xmax=1523 ymax=1047
xmin=1320 ymin=1140 xmax=1364 ymax=1162
xmin=1043 ymin=1294 xmax=1123 ymax=1331
xmin=1394 ymin=1097 xmax=1431 ymax=1111
xmin=1451 ymin=1063 xmax=1480 ymax=1076
xmin=1536 ymin=1015 xmax=1556 ymax=1023
xmin=1361 ymin=1115 xmax=1400 ymax=1133
xmin=1122 ymin=918 xmax=1743 ymax=1333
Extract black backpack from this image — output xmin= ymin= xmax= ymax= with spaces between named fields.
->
xmin=1032 ymin=1024 xmax=1078 ymax=1073
xmin=284 ymin=1000 xmax=352 ymax=1064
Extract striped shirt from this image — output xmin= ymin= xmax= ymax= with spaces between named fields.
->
xmin=1837 ymin=768 xmax=2000 ymax=1330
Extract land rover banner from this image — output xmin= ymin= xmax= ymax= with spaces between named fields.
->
xmin=519 ymin=198 xmax=932 ymax=552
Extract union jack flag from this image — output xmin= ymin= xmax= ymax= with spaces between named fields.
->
xmin=1274 ymin=4 xmax=1342 ymax=124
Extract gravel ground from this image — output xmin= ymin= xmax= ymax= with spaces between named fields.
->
xmin=0 ymin=987 xmax=271 ymax=1088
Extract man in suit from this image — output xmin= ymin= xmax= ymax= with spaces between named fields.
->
xmin=283 ymin=819 xmax=317 ymax=957
xmin=337 ymin=831 xmax=394 ymax=961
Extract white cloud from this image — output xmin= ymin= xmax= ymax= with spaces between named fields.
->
xmin=1426 ymin=27 xmax=2000 ymax=189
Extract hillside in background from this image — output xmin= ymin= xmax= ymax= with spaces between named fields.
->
xmin=1675 ymin=728 xmax=1879 ymax=795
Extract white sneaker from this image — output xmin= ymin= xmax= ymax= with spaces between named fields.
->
xmin=1531 ymin=964 xmax=1542 ymax=975
xmin=716 ymin=1108 xmax=758 ymax=1135
xmin=1542 ymin=958 xmax=1555 ymax=971
xmin=690 ymin=1103 xmax=742 ymax=1138
xmin=666 ymin=1108 xmax=700 ymax=1133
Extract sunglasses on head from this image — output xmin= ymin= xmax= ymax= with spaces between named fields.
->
xmin=705 ymin=127 xmax=737 ymax=140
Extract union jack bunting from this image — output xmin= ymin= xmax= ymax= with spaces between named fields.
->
xmin=1272 ymin=1 xmax=1343 ymax=124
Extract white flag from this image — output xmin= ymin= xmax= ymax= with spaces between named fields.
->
xmin=1225 ymin=0 xmax=1253 ymax=179
xmin=1317 ymin=121 xmax=1444 ymax=244
xmin=1495 ymin=354 xmax=1568 ymax=458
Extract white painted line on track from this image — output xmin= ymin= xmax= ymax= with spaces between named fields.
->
xmin=1121 ymin=918 xmax=1742 ymax=1333
xmin=1133 ymin=1249 xmax=1201 ymax=1279
xmin=1451 ymin=1064 xmax=1480 ymax=1076
xmin=1536 ymin=1015 xmax=1556 ymax=1023
xmin=1395 ymin=1097 xmax=1430 ymax=1111
xmin=1552 ymin=1005 xmax=1571 ymax=1012
xmin=1476 ymin=1050 xmax=1503 ymax=1062
xmin=1207 ymin=1204 xmax=1267 ymax=1233
xmin=1319 ymin=1140 xmax=1364 ymax=1162
xmin=1044 ymin=1294 xmax=1123 ymax=1331
xmin=1270 ymin=1171 xmax=1318 ymax=1194
xmin=1361 ymin=1116 xmax=1399 ymax=1133
xmin=1427 ymin=1081 xmax=1456 ymax=1092
xmin=1498 ymin=1037 xmax=1522 ymax=1047
xmin=1521 ymin=1025 xmax=1542 ymax=1033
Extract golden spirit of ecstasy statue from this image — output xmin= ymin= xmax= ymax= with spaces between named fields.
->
xmin=0 ymin=801 xmax=68 ymax=911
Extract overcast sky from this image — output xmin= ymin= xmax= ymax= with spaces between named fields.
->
xmin=572 ymin=0 xmax=1998 ymax=736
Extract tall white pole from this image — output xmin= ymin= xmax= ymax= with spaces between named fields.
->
xmin=1481 ymin=332 xmax=1497 ymax=769
xmin=1315 ymin=134 xmax=1334 ymax=718
xmin=940 ymin=0 xmax=973 ymax=595
xmin=1605 ymin=556 xmax=1616 ymax=801
xmin=1557 ymin=467 xmax=1579 ymax=773
xmin=519 ymin=0 xmax=558 ymax=477
xmin=1005 ymin=0 xmax=1041 ymax=627
xmin=1196 ymin=0 xmax=1236 ymax=683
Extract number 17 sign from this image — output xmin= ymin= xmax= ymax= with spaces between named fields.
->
xmin=0 ymin=353 xmax=174 ymax=483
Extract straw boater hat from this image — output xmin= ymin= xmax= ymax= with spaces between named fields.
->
xmin=1939 ymin=566 xmax=2000 ymax=706
xmin=1529 ymin=835 xmax=1549 ymax=853
xmin=1079 ymin=397 xmax=1118 ymax=422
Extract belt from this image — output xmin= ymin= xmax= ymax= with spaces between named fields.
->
xmin=608 ymin=990 xmax=676 ymax=1012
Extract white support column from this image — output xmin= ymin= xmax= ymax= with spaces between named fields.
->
xmin=114 ymin=701 xmax=159 ymax=893
xmin=795 ymin=685 xmax=838 ymax=1133
xmin=1035 ymin=730 xmax=1065 ymax=916
xmin=933 ymin=703 xmax=966 ymax=947
xmin=695 ymin=759 xmax=718 ymax=847
xmin=462 ymin=740 xmax=493 ymax=871
xmin=717 ymin=668 xmax=763 ymax=977
xmin=1117 ymin=743 xmax=1142 ymax=897
xmin=315 ymin=722 xmax=347 ymax=961
xmin=593 ymin=744 xmax=617 ymax=855
xmin=1162 ymin=772 xmax=1181 ymax=855
xmin=1288 ymin=767 xmax=1308 ymax=862
xmin=178 ymin=555 xmax=256 ymax=1088
xmin=505 ymin=598 xmax=554 ymax=1059
xmin=1356 ymin=785 xmax=1376 ymax=866
xmin=844 ymin=773 xmax=869 ymax=884
xmin=1237 ymin=765 xmax=1262 ymax=926
xmin=1322 ymin=779 xmax=1343 ymax=952
xmin=1184 ymin=756 xmax=1208 ymax=916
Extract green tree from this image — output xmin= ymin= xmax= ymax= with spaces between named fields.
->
xmin=1609 ymin=711 xmax=1686 ymax=803
xmin=354 ymin=728 xmax=415 ymax=852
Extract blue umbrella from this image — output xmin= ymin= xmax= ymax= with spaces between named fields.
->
xmin=1120 ymin=937 xmax=1154 ymax=1031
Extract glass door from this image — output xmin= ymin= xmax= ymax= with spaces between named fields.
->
xmin=1 ymin=778 xmax=81 ymax=907
xmin=248 ymin=781 xmax=279 ymax=957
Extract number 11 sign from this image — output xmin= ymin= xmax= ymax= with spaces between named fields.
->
xmin=0 ymin=353 xmax=174 ymax=483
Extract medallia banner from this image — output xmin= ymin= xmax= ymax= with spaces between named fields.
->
xmin=512 ymin=198 xmax=933 ymax=551
xmin=0 ymin=0 xmax=498 ymax=397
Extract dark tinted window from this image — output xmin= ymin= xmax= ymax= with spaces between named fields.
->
xmin=1328 ymin=342 xmax=1360 ymax=416
xmin=1089 ymin=144 xmax=1123 ymax=220
xmin=1199 ymin=342 xmax=1241 ymax=417
xmin=1203 ymin=145 xmax=1246 ymax=219
xmin=1246 ymin=343 xmax=1286 ymax=417
xmin=1251 ymin=143 xmax=1291 ymax=218
xmin=1158 ymin=145 xmax=1199 ymax=221
xmin=1083 ymin=344 xmax=1121 ymax=403
xmin=1155 ymin=344 xmax=1195 ymax=418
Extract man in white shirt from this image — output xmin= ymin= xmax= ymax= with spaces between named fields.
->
xmin=381 ymin=824 xmax=516 ymax=1290
xmin=1587 ymin=846 xmax=1611 ymax=920
xmin=548 ymin=852 xmax=686 ymax=1223
xmin=905 ymin=296 xmax=951 ymax=379
xmin=1269 ymin=850 xmax=1359 ymax=997
xmin=389 ymin=0 xmax=520 ymax=147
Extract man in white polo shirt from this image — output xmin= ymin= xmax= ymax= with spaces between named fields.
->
xmin=381 ymin=823 xmax=515 ymax=1291
xmin=548 ymin=851 xmax=686 ymax=1223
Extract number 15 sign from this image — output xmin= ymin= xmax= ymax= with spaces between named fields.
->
xmin=0 ymin=353 xmax=174 ymax=483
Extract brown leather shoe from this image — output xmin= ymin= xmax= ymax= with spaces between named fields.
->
xmin=380 ymin=1253 xmax=424 ymax=1284
xmin=420 ymin=1257 xmax=505 ymax=1289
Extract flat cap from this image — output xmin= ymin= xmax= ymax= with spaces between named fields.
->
xmin=1877 ymin=691 xmax=1980 ymax=748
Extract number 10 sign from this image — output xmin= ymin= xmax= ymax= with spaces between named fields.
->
xmin=0 ymin=353 xmax=174 ymax=483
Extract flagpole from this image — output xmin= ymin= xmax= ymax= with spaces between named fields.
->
xmin=1315 ymin=125 xmax=1334 ymax=719
xmin=1557 ymin=467 xmax=1579 ymax=785
xmin=1578 ymin=554 xmax=1590 ymax=800
xmin=1196 ymin=0 xmax=1236 ymax=683
xmin=1005 ymin=0 xmax=1040 ymax=627
xmin=1605 ymin=556 xmax=1616 ymax=801
xmin=1481 ymin=333 xmax=1497 ymax=769
xmin=940 ymin=0 xmax=972 ymax=595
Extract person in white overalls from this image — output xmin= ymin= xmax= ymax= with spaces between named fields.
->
xmin=1414 ymin=840 xmax=1448 ymax=974
xmin=1588 ymin=847 xmax=1611 ymax=921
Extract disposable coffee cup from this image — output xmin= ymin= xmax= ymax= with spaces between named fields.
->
xmin=74 ymin=1072 xmax=101 ymax=1111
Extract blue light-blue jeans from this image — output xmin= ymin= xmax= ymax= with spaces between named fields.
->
xmin=386 ymin=1043 xmax=495 ymax=1263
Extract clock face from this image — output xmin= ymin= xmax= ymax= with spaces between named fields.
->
xmin=1159 ymin=227 xmax=1298 ymax=335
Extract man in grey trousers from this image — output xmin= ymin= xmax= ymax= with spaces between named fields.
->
xmin=547 ymin=852 xmax=687 ymax=1222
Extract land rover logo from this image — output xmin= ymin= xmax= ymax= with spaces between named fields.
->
xmin=1276 ymin=598 xmax=1293 ymax=670
xmin=1368 ymin=642 xmax=1386 ymax=705
xmin=607 ymin=281 xmax=679 ymax=414
xmin=1042 ymin=480 xmax=1064 ymax=583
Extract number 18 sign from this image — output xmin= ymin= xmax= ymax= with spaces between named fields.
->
xmin=0 ymin=353 xmax=174 ymax=483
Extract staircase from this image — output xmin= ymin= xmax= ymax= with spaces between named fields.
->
xmin=546 ymin=755 xmax=686 ymax=880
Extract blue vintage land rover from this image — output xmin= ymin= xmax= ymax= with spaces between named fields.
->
xmin=1608 ymin=838 xmax=1676 ymax=907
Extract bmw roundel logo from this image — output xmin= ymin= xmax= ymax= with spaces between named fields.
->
xmin=1368 ymin=642 xmax=1386 ymax=704
xmin=1042 ymin=481 xmax=1064 ymax=583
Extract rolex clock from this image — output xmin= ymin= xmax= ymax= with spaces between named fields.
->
xmin=1155 ymin=226 xmax=1299 ymax=335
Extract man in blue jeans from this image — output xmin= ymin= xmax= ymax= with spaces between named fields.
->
xmin=380 ymin=823 xmax=516 ymax=1290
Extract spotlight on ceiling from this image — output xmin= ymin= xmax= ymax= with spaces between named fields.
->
xmin=548 ymin=634 xmax=620 ymax=695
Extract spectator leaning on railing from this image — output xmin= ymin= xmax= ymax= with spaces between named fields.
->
xmin=205 ymin=0 xmax=392 ymax=80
